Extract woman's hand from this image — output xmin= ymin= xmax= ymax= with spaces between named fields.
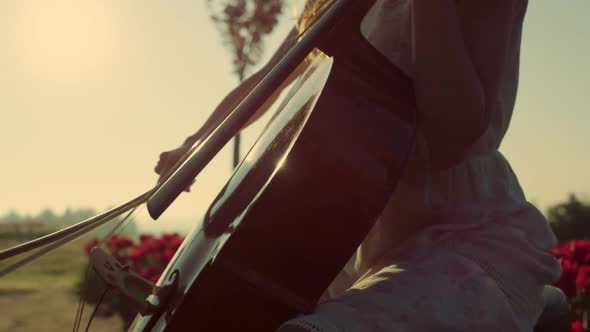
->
xmin=154 ymin=145 xmax=192 ymax=190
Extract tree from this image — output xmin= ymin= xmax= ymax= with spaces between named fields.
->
xmin=548 ymin=194 xmax=590 ymax=241
xmin=38 ymin=208 xmax=57 ymax=223
xmin=0 ymin=210 xmax=21 ymax=223
xmin=207 ymin=0 xmax=285 ymax=168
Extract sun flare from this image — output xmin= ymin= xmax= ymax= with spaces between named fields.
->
xmin=14 ymin=0 xmax=118 ymax=80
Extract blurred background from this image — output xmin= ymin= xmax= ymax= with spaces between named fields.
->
xmin=0 ymin=0 xmax=588 ymax=331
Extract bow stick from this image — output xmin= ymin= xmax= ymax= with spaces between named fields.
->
xmin=0 ymin=190 xmax=152 ymax=277
xmin=0 ymin=128 xmax=211 ymax=270
xmin=146 ymin=0 xmax=347 ymax=219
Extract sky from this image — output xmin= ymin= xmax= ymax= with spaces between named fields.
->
xmin=0 ymin=0 xmax=588 ymax=233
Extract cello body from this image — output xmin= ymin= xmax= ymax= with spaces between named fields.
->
xmin=131 ymin=0 xmax=417 ymax=330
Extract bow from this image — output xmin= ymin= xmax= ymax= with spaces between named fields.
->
xmin=0 ymin=190 xmax=153 ymax=276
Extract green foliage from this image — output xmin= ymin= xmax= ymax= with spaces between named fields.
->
xmin=0 ymin=238 xmax=89 ymax=289
xmin=548 ymin=194 xmax=590 ymax=242
xmin=0 ymin=207 xmax=140 ymax=241
xmin=0 ymin=228 xmax=54 ymax=241
xmin=0 ymin=207 xmax=97 ymax=226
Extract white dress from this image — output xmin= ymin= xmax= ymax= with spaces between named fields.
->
xmin=281 ymin=0 xmax=562 ymax=330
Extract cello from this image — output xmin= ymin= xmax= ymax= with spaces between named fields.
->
xmin=0 ymin=0 xmax=417 ymax=330
xmin=131 ymin=1 xmax=416 ymax=330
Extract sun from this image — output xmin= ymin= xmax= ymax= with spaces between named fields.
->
xmin=13 ymin=0 xmax=118 ymax=80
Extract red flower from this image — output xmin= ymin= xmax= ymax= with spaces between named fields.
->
xmin=84 ymin=233 xmax=184 ymax=287
xmin=130 ymin=245 xmax=146 ymax=259
xmin=161 ymin=248 xmax=175 ymax=264
xmin=150 ymin=274 xmax=161 ymax=283
xmin=572 ymin=240 xmax=590 ymax=263
xmin=107 ymin=235 xmax=134 ymax=250
xmin=129 ymin=246 xmax=148 ymax=269
xmin=84 ymin=238 xmax=100 ymax=254
xmin=162 ymin=233 xmax=179 ymax=241
xmin=140 ymin=267 xmax=159 ymax=280
xmin=139 ymin=234 xmax=154 ymax=243
xmin=147 ymin=238 xmax=165 ymax=251
xmin=552 ymin=241 xmax=575 ymax=261
xmin=168 ymin=238 xmax=183 ymax=251
xmin=554 ymin=259 xmax=579 ymax=297
xmin=577 ymin=266 xmax=590 ymax=295
xmin=571 ymin=320 xmax=584 ymax=332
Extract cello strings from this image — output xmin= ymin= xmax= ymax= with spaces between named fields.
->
xmin=0 ymin=190 xmax=152 ymax=261
xmin=68 ymin=5 xmax=335 ymax=330
xmin=84 ymin=288 xmax=110 ymax=332
xmin=0 ymin=206 xmax=140 ymax=277
xmin=73 ymin=264 xmax=92 ymax=332
xmin=74 ymin=204 xmax=145 ymax=331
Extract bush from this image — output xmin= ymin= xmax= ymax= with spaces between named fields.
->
xmin=78 ymin=233 xmax=184 ymax=329
xmin=550 ymin=239 xmax=590 ymax=331
xmin=548 ymin=194 xmax=590 ymax=242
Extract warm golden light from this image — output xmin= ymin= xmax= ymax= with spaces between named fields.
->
xmin=13 ymin=0 xmax=117 ymax=80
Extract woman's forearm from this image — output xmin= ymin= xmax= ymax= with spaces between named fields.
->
xmin=182 ymin=70 xmax=266 ymax=147
xmin=412 ymin=0 xmax=487 ymax=167
xmin=182 ymin=61 xmax=303 ymax=148
xmin=183 ymin=28 xmax=300 ymax=148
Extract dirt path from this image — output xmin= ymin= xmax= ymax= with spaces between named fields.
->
xmin=0 ymin=288 xmax=124 ymax=332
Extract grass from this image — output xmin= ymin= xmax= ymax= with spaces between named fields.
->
xmin=0 ymin=238 xmax=89 ymax=289
xmin=0 ymin=237 xmax=125 ymax=331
